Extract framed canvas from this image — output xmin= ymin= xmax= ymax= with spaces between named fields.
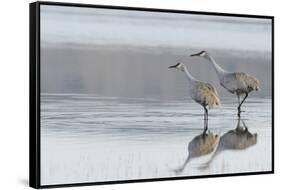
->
xmin=29 ymin=1 xmax=274 ymax=188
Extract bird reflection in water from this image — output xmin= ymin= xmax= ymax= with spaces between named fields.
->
xmin=199 ymin=117 xmax=258 ymax=170
xmin=173 ymin=130 xmax=220 ymax=174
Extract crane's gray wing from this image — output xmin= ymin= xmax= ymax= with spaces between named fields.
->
xmin=221 ymin=73 xmax=245 ymax=93
xmin=221 ymin=72 xmax=260 ymax=94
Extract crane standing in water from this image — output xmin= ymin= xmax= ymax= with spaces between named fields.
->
xmin=169 ymin=62 xmax=220 ymax=134
xmin=190 ymin=51 xmax=260 ymax=117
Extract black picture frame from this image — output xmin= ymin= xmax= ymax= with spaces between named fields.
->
xmin=29 ymin=1 xmax=274 ymax=189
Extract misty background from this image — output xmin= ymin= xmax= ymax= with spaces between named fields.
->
xmin=40 ymin=5 xmax=272 ymax=99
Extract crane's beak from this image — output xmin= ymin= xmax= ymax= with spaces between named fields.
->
xmin=190 ymin=52 xmax=201 ymax=57
xmin=168 ymin=63 xmax=180 ymax=69
xmin=168 ymin=65 xmax=177 ymax=69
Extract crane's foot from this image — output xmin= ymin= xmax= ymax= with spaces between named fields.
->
xmin=237 ymin=111 xmax=246 ymax=117
xmin=237 ymin=107 xmax=246 ymax=116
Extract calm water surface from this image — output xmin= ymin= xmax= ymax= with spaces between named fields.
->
xmin=41 ymin=93 xmax=272 ymax=185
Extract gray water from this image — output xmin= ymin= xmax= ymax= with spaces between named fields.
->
xmin=41 ymin=93 xmax=272 ymax=185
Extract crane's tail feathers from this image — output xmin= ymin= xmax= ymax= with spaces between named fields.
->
xmin=207 ymin=96 xmax=221 ymax=109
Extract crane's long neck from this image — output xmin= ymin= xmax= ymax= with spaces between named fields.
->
xmin=205 ymin=54 xmax=226 ymax=79
xmin=182 ymin=66 xmax=197 ymax=83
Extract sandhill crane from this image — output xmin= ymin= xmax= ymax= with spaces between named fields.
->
xmin=169 ymin=62 xmax=220 ymax=134
xmin=190 ymin=51 xmax=260 ymax=117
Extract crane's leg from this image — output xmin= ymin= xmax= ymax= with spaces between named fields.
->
xmin=241 ymin=119 xmax=248 ymax=132
xmin=238 ymin=93 xmax=248 ymax=117
xmin=235 ymin=115 xmax=242 ymax=131
xmin=203 ymin=108 xmax=206 ymax=130
xmin=206 ymin=108 xmax=209 ymax=130
xmin=237 ymin=95 xmax=241 ymax=117
xmin=203 ymin=107 xmax=208 ymax=135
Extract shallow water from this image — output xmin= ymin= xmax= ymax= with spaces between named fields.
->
xmin=41 ymin=93 xmax=272 ymax=185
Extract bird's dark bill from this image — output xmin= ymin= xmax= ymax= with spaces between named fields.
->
xmin=190 ymin=52 xmax=201 ymax=56
xmin=190 ymin=51 xmax=205 ymax=56
xmin=168 ymin=63 xmax=180 ymax=68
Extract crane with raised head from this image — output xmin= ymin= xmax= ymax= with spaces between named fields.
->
xmin=169 ymin=62 xmax=220 ymax=134
xmin=190 ymin=51 xmax=260 ymax=117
